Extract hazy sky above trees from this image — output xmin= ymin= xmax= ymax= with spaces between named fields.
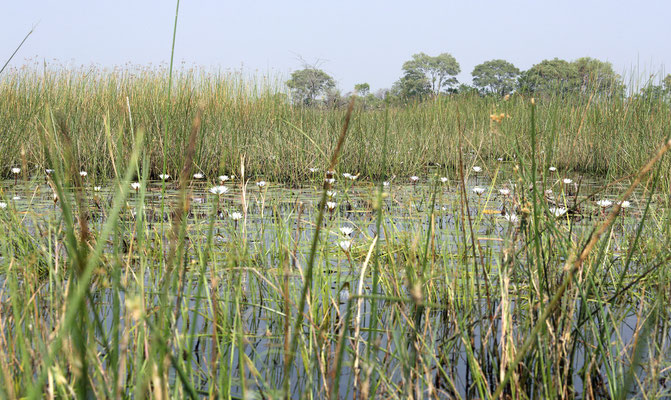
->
xmin=2 ymin=0 xmax=670 ymax=92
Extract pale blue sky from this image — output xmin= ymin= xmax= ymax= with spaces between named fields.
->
xmin=2 ymin=0 xmax=670 ymax=92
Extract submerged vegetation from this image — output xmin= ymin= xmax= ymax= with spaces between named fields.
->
xmin=0 ymin=62 xmax=670 ymax=399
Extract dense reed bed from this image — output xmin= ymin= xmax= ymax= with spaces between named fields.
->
xmin=1 ymin=65 xmax=670 ymax=187
xmin=0 ymin=92 xmax=670 ymax=399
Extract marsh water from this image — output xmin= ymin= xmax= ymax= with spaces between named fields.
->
xmin=1 ymin=173 xmax=668 ymax=398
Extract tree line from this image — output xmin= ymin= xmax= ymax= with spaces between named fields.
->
xmin=286 ymin=53 xmax=671 ymax=106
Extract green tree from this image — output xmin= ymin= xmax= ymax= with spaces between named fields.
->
xmin=572 ymin=57 xmax=621 ymax=95
xmin=471 ymin=59 xmax=520 ymax=96
xmin=639 ymin=74 xmax=671 ymax=103
xmin=400 ymin=52 xmax=460 ymax=97
xmin=324 ymin=88 xmax=346 ymax=108
xmin=395 ymin=68 xmax=431 ymax=99
xmin=354 ymin=83 xmax=370 ymax=96
xmin=286 ymin=68 xmax=335 ymax=106
xmin=517 ymin=58 xmax=580 ymax=96
xmin=663 ymin=74 xmax=671 ymax=95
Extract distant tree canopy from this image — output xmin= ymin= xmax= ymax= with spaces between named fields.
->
xmin=396 ymin=52 xmax=460 ymax=99
xmin=354 ymin=83 xmax=370 ymax=96
xmin=471 ymin=59 xmax=520 ymax=96
xmin=286 ymin=68 xmax=335 ymax=106
xmin=286 ymin=54 xmax=640 ymax=107
xmin=396 ymin=68 xmax=431 ymax=99
xmin=517 ymin=58 xmax=580 ymax=95
xmin=572 ymin=57 xmax=622 ymax=94
xmin=638 ymin=73 xmax=671 ymax=103
xmin=518 ymin=57 xmax=621 ymax=96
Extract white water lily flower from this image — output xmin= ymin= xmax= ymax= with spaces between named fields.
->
xmin=562 ymin=178 xmax=573 ymax=184
xmin=218 ymin=175 xmax=230 ymax=182
xmin=309 ymin=167 xmax=319 ymax=173
xmin=348 ymin=174 xmax=358 ymax=181
xmin=209 ymin=185 xmax=229 ymax=195
xmin=325 ymin=178 xmax=335 ymax=184
xmin=131 ymin=182 xmax=141 ymax=190
xmin=339 ymin=226 xmax=354 ymax=237
xmin=440 ymin=177 xmax=448 ymax=183
xmin=193 ymin=173 xmax=204 ymax=179
xmin=550 ymin=207 xmax=568 ymax=217
xmin=339 ymin=240 xmax=352 ymax=252
xmin=472 ymin=166 xmax=482 ymax=173
xmin=93 ymin=186 xmax=101 ymax=192
xmin=383 ymin=181 xmax=390 ymax=187
xmin=596 ymin=199 xmax=612 ymax=208
xmin=230 ymin=212 xmax=242 ymax=221
xmin=12 ymin=196 xmax=20 ymax=200
xmin=79 ymin=171 xmax=87 ymax=177
xmin=256 ymin=181 xmax=267 ymax=188
xmin=472 ymin=187 xmax=485 ymax=195
xmin=327 ymin=190 xmax=337 ymax=197
xmin=549 ymin=167 xmax=557 ymax=172
xmin=326 ymin=201 xmax=337 ymax=210
xmin=159 ymin=174 xmax=170 ymax=180
xmin=11 ymin=167 xmax=20 ymax=174
xmin=618 ymin=200 xmax=631 ymax=208
xmin=342 ymin=173 xmax=352 ymax=179
xmin=410 ymin=176 xmax=419 ymax=182
xmin=46 ymin=169 xmax=54 ymax=174
xmin=0 ymin=202 xmax=6 ymax=209
xmin=497 ymin=157 xmax=504 ymax=162
xmin=498 ymin=188 xmax=510 ymax=196
xmin=504 ymin=214 xmax=519 ymax=223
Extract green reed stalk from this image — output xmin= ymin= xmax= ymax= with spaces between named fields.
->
xmin=0 ymin=26 xmax=33 ymax=76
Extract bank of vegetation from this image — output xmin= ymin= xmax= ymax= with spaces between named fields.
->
xmin=1 ymin=62 xmax=670 ymax=187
